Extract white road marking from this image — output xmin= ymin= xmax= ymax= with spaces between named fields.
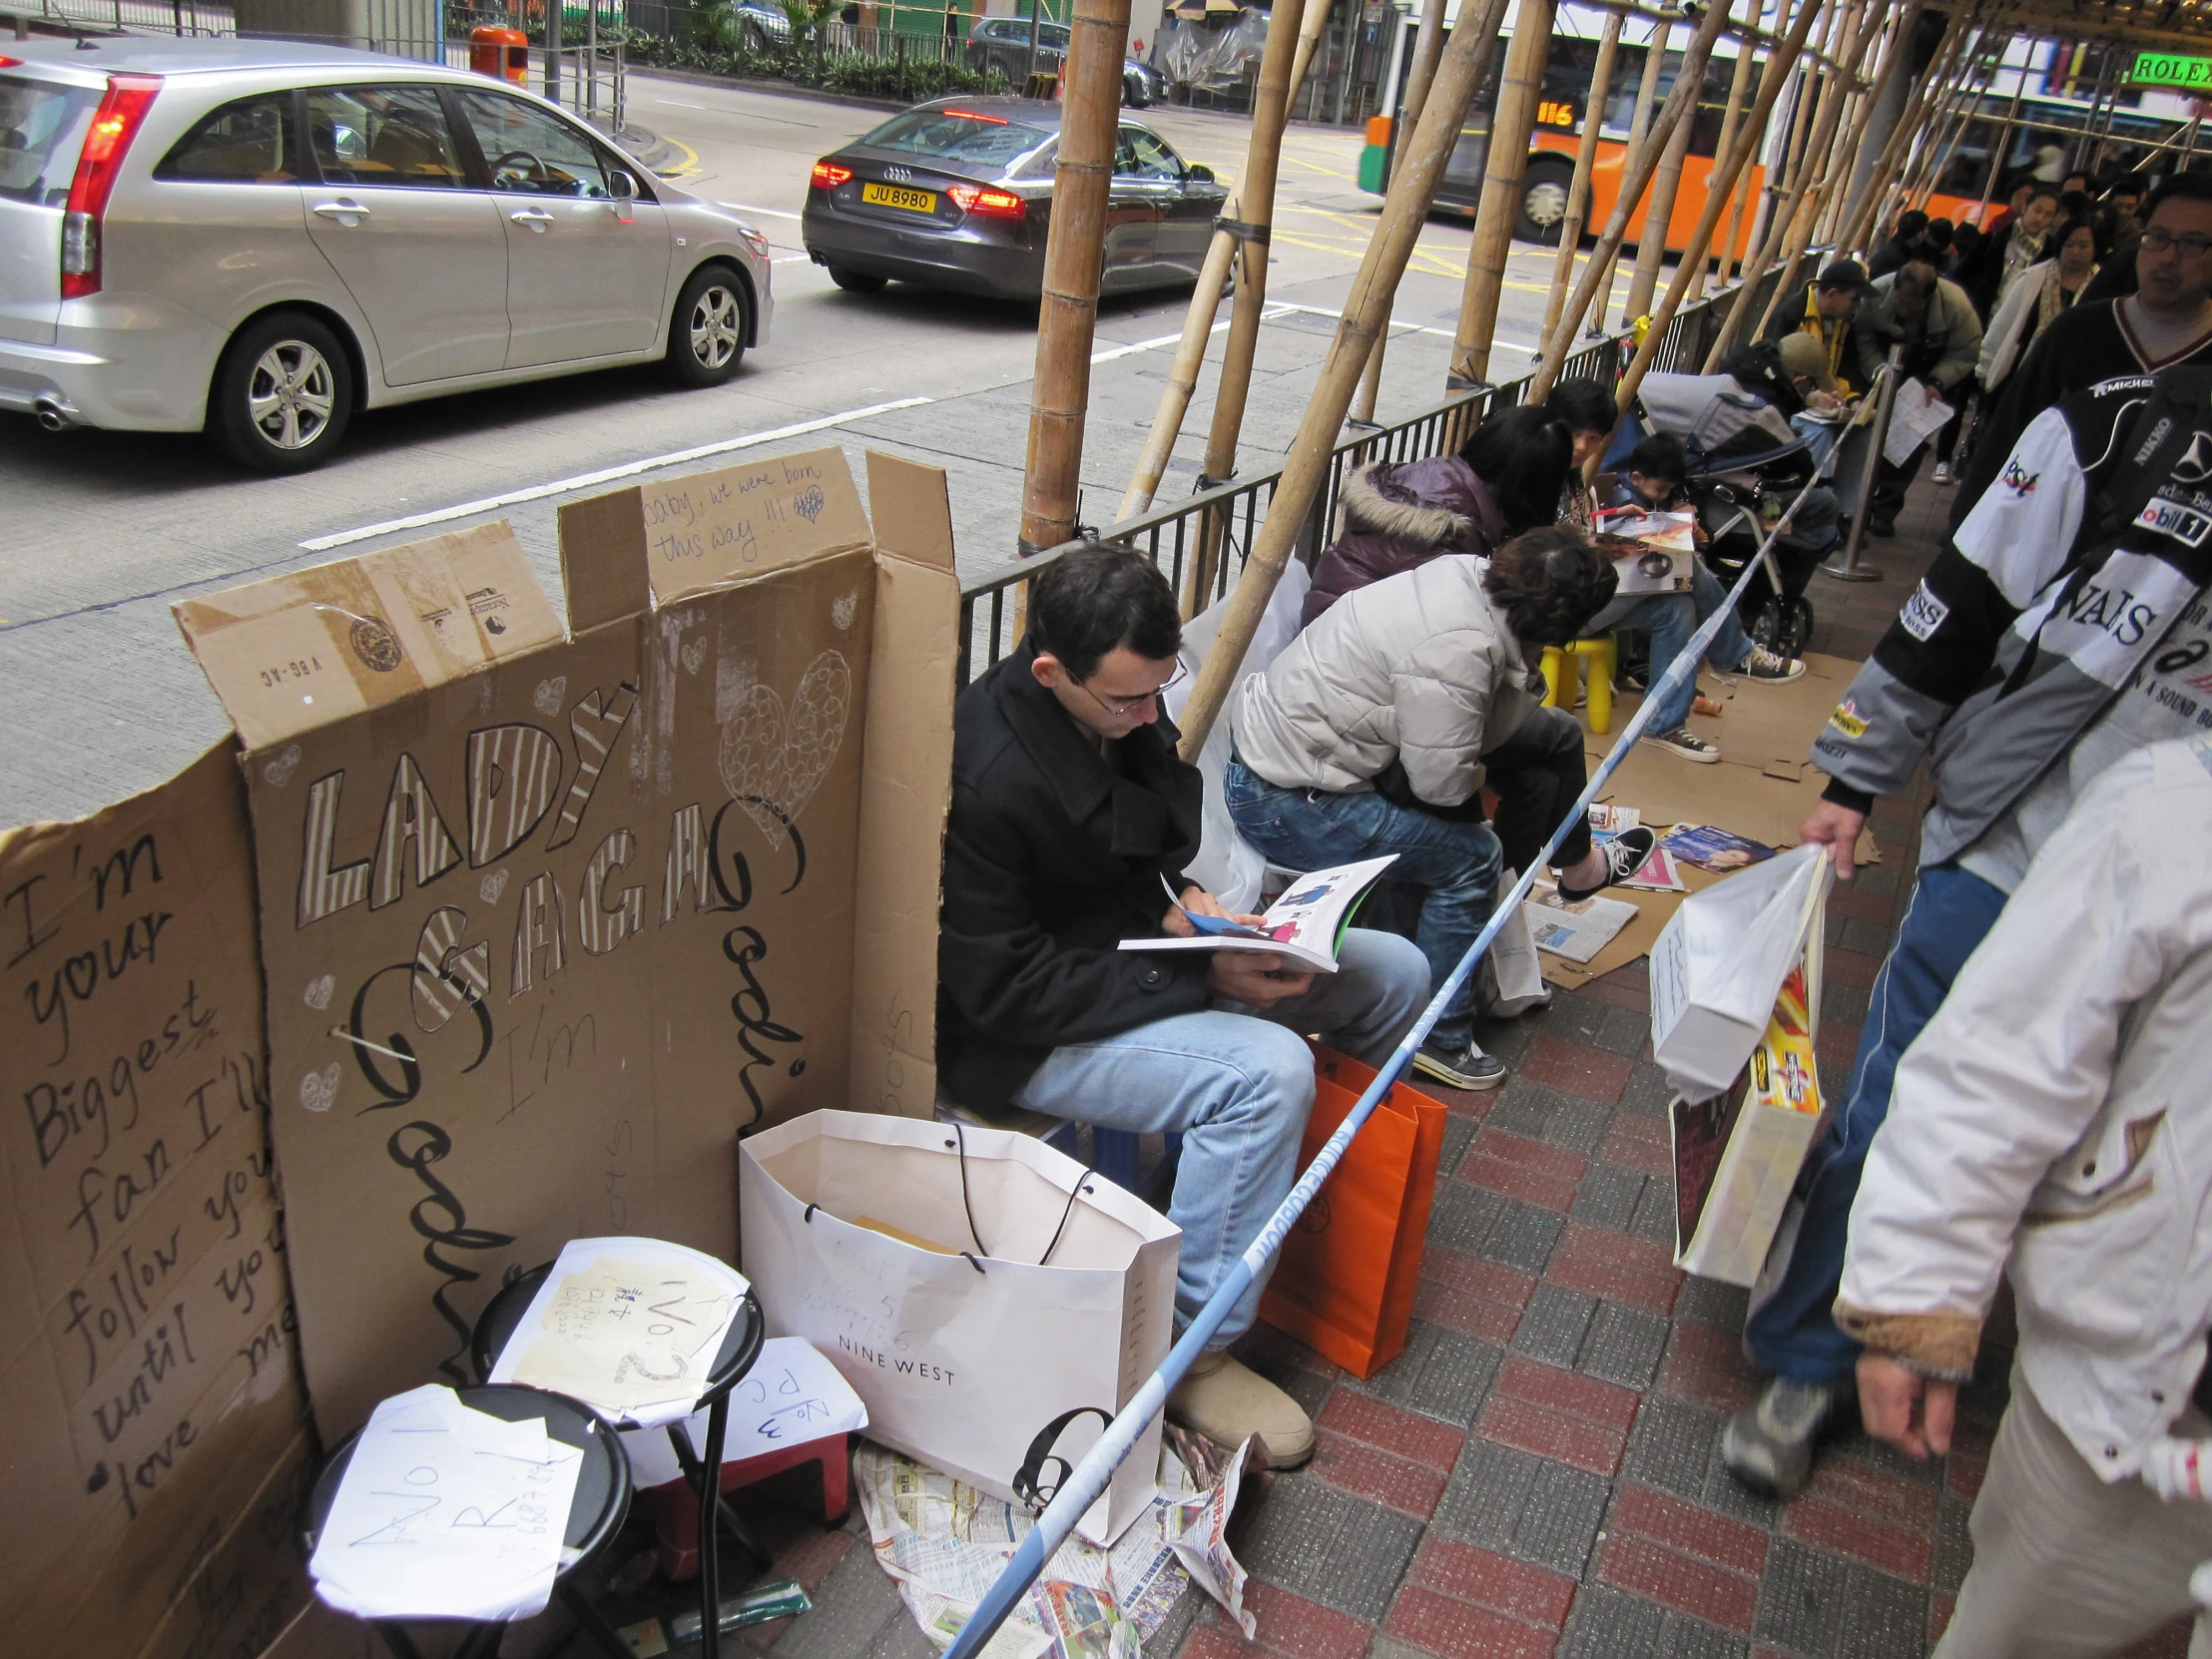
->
xmin=773 ymin=254 xmax=812 ymax=264
xmin=299 ymin=399 xmax=933 ymax=552
xmin=1086 ymin=303 xmax=1304 ymax=364
xmin=1261 ymin=300 xmax=1540 ymax=354
xmin=719 ymin=200 xmax=804 ymax=220
xmin=647 ymin=98 xmax=711 ymax=109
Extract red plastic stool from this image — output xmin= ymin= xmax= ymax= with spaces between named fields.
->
xmin=649 ymin=1432 xmax=852 ymax=1580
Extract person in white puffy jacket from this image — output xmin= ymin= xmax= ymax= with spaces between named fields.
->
xmin=1836 ymin=735 xmax=2212 ymax=1658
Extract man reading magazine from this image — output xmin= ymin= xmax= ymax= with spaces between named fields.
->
xmin=937 ymin=542 xmax=1430 ymax=1467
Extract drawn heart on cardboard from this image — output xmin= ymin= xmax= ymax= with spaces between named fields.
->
xmin=682 ymin=636 xmax=709 ymax=676
xmin=263 ymin=745 xmax=301 ymax=788
xmin=533 ymin=676 xmax=567 ymax=718
xmin=480 ymin=868 xmax=510 ymax=905
xmin=830 ymin=592 xmax=857 ymax=632
xmin=299 ymin=1063 xmax=340 ymax=1114
xmin=303 ymin=974 xmax=335 ymax=1010
xmin=717 ymin=651 xmax=853 ymax=850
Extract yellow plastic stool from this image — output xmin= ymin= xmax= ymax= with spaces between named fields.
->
xmin=1540 ymin=636 xmax=1618 ymax=734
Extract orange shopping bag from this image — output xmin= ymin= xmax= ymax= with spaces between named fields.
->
xmin=1258 ymin=1045 xmax=1448 ymax=1379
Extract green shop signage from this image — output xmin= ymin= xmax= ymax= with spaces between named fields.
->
xmin=2134 ymin=50 xmax=2212 ymax=88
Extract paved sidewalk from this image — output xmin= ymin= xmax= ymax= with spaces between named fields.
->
xmin=693 ymin=475 xmax=2198 ymax=1659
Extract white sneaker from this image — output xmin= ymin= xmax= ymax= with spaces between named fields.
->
xmin=1932 ymin=461 xmax=1955 ymax=485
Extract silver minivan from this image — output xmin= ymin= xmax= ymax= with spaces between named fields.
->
xmin=0 ymin=36 xmax=774 ymax=471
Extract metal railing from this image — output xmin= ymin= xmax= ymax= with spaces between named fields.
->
xmin=954 ymin=276 xmax=1783 ymax=688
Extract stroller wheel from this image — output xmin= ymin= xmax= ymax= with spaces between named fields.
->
xmin=1750 ymin=596 xmax=1815 ymax=659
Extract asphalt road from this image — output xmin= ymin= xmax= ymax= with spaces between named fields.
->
xmin=0 ymin=74 xmax=1649 ymax=827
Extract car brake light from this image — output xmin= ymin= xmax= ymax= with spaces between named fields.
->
xmin=61 ymin=73 xmax=161 ymax=301
xmin=948 ymin=184 xmax=1026 ymax=221
xmin=940 ymin=109 xmax=1008 ymax=124
xmin=811 ymin=161 xmax=852 ymax=191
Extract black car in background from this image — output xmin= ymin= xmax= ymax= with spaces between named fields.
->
xmin=803 ymin=97 xmax=1225 ymax=299
xmin=965 ymin=16 xmax=1164 ymax=106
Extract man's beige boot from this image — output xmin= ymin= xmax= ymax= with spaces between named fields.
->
xmin=1167 ymin=1351 xmax=1315 ymax=1469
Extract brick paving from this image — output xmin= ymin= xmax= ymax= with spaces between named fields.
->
xmin=695 ymin=476 xmax=2197 ymax=1659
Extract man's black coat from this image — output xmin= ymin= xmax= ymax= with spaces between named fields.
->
xmin=936 ymin=642 xmax=1211 ymax=1109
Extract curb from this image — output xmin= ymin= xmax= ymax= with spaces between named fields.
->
xmin=626 ymin=63 xmax=931 ymax=117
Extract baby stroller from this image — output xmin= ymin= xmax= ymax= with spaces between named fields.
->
xmin=1611 ymin=362 xmax=1832 ymax=658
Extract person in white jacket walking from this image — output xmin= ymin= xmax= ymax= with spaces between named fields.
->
xmin=1976 ymin=215 xmax=2101 ymax=395
xmin=1836 ymin=736 xmax=2212 ymax=1658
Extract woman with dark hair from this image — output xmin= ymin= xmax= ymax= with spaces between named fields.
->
xmin=1301 ymin=403 xmax=1574 ymax=624
xmin=1545 ymin=378 xmax=1621 ymax=529
xmin=1977 ymin=215 xmax=2099 ymax=393
xmin=1225 ymin=527 xmax=1653 ymax=1093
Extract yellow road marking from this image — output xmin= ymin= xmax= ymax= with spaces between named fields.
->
xmin=655 ymin=136 xmax=702 ymax=180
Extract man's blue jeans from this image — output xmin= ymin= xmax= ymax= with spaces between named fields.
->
xmin=1586 ymin=562 xmax=1754 ymax=733
xmin=1013 ymin=928 xmax=1429 ymax=1347
xmin=1744 ymin=863 xmax=2010 ymax=1382
xmin=1222 ymin=760 xmax=1502 ymax=1052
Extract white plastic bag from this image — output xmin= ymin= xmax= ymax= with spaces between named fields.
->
xmin=1165 ymin=562 xmax=1311 ymax=914
xmin=1649 ymin=843 xmax=1831 ymax=1098
xmin=1477 ymin=874 xmax=1549 ymax=1018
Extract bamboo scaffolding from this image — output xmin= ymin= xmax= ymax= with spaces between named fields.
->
xmin=1688 ymin=0 xmax=1761 ymax=304
xmin=1116 ymin=0 xmax=1338 ymax=524
xmin=1352 ymin=0 xmax=1448 ymax=422
xmin=1706 ymin=0 xmax=1884 ymax=365
xmin=1172 ymin=0 xmax=1513 ymax=760
xmin=1529 ymin=0 xmax=1734 ymax=392
xmin=1592 ymin=14 xmax=1671 ymax=332
xmin=1018 ymin=0 xmax=1136 ymax=553
xmin=1616 ymin=0 xmax=1831 ymax=409
xmin=1542 ymin=9 xmax=1624 ymax=340
xmin=1838 ymin=9 xmax=1969 ymax=260
xmin=1449 ymin=0 xmax=1561 ymax=386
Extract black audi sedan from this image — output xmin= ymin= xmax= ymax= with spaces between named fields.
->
xmin=802 ymin=98 xmax=1227 ymax=301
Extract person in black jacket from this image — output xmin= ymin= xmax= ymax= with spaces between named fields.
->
xmin=937 ymin=541 xmax=1429 ymax=1466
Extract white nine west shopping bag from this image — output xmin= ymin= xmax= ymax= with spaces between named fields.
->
xmin=740 ymin=1110 xmax=1180 ymax=1545
xmin=1649 ymin=843 xmax=1832 ymax=1097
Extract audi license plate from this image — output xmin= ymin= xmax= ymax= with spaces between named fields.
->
xmin=862 ymin=182 xmax=936 ymax=213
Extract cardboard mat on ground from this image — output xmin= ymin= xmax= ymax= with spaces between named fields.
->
xmin=0 ymin=742 xmax=314 ymax=1659
xmin=175 ymin=446 xmax=958 ymax=1441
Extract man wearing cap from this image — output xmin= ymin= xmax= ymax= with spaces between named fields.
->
xmin=1766 ymin=260 xmax=1871 ymax=398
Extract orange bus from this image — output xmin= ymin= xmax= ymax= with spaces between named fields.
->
xmin=1358 ymin=5 xmax=1770 ymax=259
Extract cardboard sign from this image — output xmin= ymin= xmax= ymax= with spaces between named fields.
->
xmin=176 ymin=447 xmax=958 ymax=1440
xmin=0 ymin=743 xmax=311 ymax=1659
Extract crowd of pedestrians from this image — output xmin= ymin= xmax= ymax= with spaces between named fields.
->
xmin=934 ymin=158 xmax=2212 ymax=1656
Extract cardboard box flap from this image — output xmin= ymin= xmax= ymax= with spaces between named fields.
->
xmin=175 ymin=521 xmax=560 ymax=749
xmin=624 ymin=446 xmax=874 ymax=607
xmin=865 ymin=449 xmax=957 ymax=573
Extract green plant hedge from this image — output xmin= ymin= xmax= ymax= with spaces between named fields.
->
xmin=625 ymin=29 xmax=1009 ymax=102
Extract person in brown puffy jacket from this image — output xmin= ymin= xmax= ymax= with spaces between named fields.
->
xmin=1302 ymin=404 xmax=1574 ymax=626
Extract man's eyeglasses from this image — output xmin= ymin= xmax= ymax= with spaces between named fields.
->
xmin=1077 ymin=661 xmax=1187 ymax=717
xmin=2141 ymin=228 xmax=2212 ymax=259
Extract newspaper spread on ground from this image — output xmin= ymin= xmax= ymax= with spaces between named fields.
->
xmin=853 ymin=1433 xmax=1255 ymax=1659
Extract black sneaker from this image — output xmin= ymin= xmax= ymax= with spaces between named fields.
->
xmin=1414 ymin=1040 xmax=1507 ymax=1091
xmin=1556 ymin=827 xmax=1656 ymax=902
xmin=1738 ymin=644 xmax=1806 ymax=684
xmin=1642 ymin=725 xmax=1722 ymax=764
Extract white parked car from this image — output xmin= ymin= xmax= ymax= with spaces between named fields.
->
xmin=0 ymin=36 xmax=775 ymax=471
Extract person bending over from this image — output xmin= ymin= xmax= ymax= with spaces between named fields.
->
xmin=1586 ymin=434 xmax=1804 ymax=767
xmin=937 ymin=541 xmax=1431 ymax=1467
xmin=1224 ymin=528 xmax=1650 ymax=1094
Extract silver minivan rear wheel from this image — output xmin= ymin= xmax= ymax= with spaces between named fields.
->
xmin=211 ymin=310 xmax=354 ymax=473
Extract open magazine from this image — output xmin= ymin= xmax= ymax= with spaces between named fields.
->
xmin=1119 ymin=856 xmax=1397 ymax=973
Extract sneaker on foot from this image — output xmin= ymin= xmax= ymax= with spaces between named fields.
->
xmin=1724 ymin=1375 xmax=1850 ymax=1498
xmin=1932 ymin=461 xmax=1955 ymax=485
xmin=1643 ymin=725 xmax=1722 ymax=763
xmin=1868 ymin=517 xmax=1898 ymax=539
xmin=1413 ymin=1040 xmax=1508 ymax=1091
xmin=1739 ymin=644 xmax=1806 ymax=684
xmin=1556 ymin=826 xmax=1657 ymax=901
xmin=1168 ymin=1351 xmax=1314 ymax=1468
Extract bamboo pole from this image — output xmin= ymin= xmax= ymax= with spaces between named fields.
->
xmin=1541 ymin=8 xmax=1624 ymax=342
xmin=1117 ymin=0 xmax=1338 ymax=523
xmin=1174 ymin=0 xmax=1511 ymax=761
xmin=1838 ymin=9 xmax=1967 ymax=259
xmin=1352 ymin=0 xmax=1449 ymax=421
xmin=1017 ymin=0 xmax=1135 ymax=553
xmin=1622 ymin=72 xmax=1696 ymax=325
xmin=1612 ymin=0 xmax=1829 ymax=410
xmin=1528 ymin=0 xmax=1733 ymax=393
xmin=1706 ymin=0 xmax=1883 ymax=364
xmin=1448 ymin=0 xmax=1560 ymax=386
xmin=1185 ymin=0 xmax=1310 ymax=606
xmin=1972 ymin=47 xmax=2027 ymax=226
xmin=1904 ymin=31 xmax=1999 ymax=208
xmin=1688 ymin=0 xmax=1761 ymax=304
xmin=1590 ymin=13 xmax=1671 ymax=333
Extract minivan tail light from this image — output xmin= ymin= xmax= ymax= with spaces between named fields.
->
xmin=61 ymin=73 xmax=162 ymax=300
xmin=947 ymin=183 xmax=1025 ymax=220
xmin=811 ymin=161 xmax=852 ymax=191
